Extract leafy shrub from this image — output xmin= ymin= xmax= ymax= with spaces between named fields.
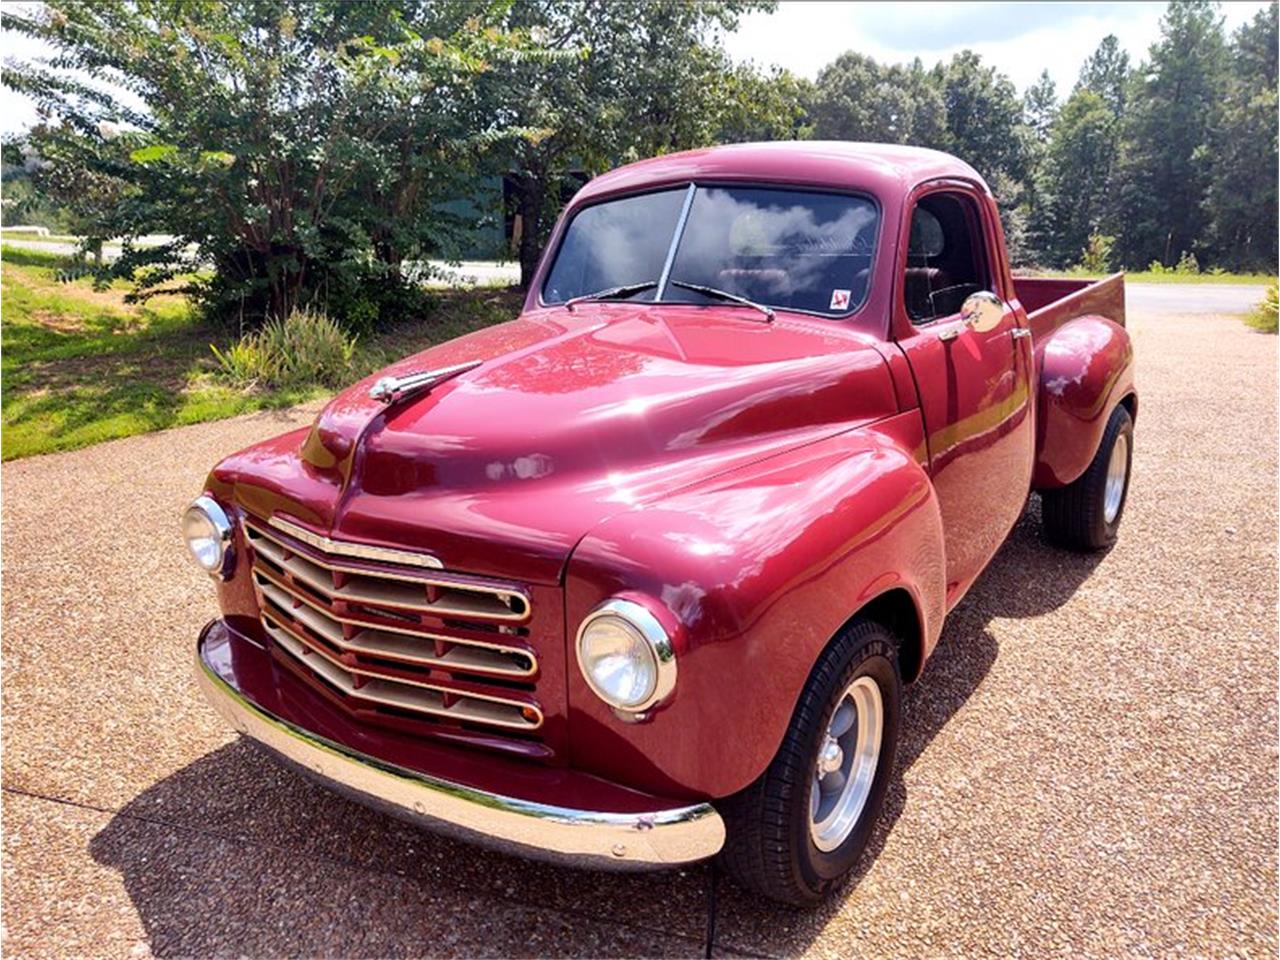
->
xmin=1077 ymin=234 xmax=1115 ymax=274
xmin=317 ymin=261 xmax=437 ymax=337
xmin=1147 ymin=252 xmax=1203 ymax=275
xmin=1243 ymin=281 xmax=1278 ymax=334
xmin=212 ymin=308 xmax=356 ymax=389
xmin=1175 ymin=250 xmax=1200 ymax=274
xmin=209 ymin=337 xmax=279 ymax=386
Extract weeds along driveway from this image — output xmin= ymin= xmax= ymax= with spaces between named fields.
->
xmin=2 ymin=304 xmax=1276 ymax=958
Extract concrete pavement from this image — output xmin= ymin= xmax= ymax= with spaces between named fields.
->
xmin=2 ymin=299 xmax=1276 ymax=957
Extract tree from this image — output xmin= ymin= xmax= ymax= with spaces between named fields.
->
xmin=3 ymin=1 xmax=536 ymax=326
xmin=932 ymin=50 xmax=1030 ymax=186
xmin=490 ymin=0 xmax=767 ymax=288
xmin=1077 ymin=34 xmax=1130 ymax=119
xmin=1205 ymin=1 xmax=1278 ymax=270
xmin=1110 ymin=1 xmax=1227 ymax=268
xmin=1023 ymin=69 xmax=1058 ymax=142
xmin=1020 ymin=69 xmax=1058 ymax=261
xmin=713 ymin=64 xmax=813 ymax=144
xmin=810 ymin=54 xmax=945 ymax=146
xmin=1 ymin=136 xmax=76 ymax=230
xmin=1042 ymin=89 xmax=1119 ymax=266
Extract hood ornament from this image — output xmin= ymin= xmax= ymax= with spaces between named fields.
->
xmin=369 ymin=359 xmax=483 ymax=405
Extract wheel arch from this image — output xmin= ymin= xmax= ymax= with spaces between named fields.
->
xmin=1033 ymin=315 xmax=1138 ymax=489
xmin=563 ymin=420 xmax=946 ymax=800
xmin=850 ymin=586 xmax=926 ymax=684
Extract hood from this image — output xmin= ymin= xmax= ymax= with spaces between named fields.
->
xmin=217 ymin=303 xmax=900 ymax=583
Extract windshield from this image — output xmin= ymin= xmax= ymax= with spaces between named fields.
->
xmin=542 ymin=189 xmax=686 ymax=305
xmin=542 ymin=184 xmax=879 ymax=317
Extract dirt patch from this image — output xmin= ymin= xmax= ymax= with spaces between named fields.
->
xmin=29 ymin=309 xmax=87 ymax=333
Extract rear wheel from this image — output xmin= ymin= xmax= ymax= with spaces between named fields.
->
xmin=716 ymin=619 xmax=901 ymax=906
xmin=1041 ymin=404 xmax=1134 ymax=551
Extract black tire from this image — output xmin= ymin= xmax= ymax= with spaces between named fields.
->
xmin=1041 ymin=404 xmax=1134 ymax=552
xmin=715 ymin=619 xmax=901 ymax=906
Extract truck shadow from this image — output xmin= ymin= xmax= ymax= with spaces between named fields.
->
xmin=88 ymin=502 xmax=1102 ymax=957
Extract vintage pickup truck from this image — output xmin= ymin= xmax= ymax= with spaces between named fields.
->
xmin=185 ymin=142 xmax=1135 ymax=905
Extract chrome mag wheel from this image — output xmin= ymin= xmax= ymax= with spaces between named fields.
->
xmin=1104 ymin=432 xmax=1129 ymax=524
xmin=809 ymin=675 xmax=883 ymax=852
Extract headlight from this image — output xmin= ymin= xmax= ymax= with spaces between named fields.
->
xmin=182 ymin=495 xmax=234 ymax=578
xmin=576 ymin=598 xmax=676 ymax=715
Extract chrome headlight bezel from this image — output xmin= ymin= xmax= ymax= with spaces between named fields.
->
xmin=182 ymin=495 xmax=234 ymax=580
xmin=575 ymin=597 xmax=677 ymax=716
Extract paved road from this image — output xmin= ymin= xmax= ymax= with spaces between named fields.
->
xmin=2 ymin=236 xmax=521 ymax=289
xmin=2 ymin=302 xmax=1276 ymax=957
xmin=1126 ymin=282 xmax=1268 ymax=315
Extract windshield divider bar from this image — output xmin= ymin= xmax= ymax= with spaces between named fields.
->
xmin=655 ymin=183 xmax=697 ymax=302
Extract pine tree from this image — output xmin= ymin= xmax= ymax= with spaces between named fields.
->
xmin=1205 ymin=1 xmax=1278 ymax=270
xmin=1077 ymin=34 xmax=1131 ymax=119
xmin=1044 ymin=90 xmax=1119 ymax=267
xmin=1021 ymin=70 xmax=1059 ymax=263
xmin=1110 ymin=1 xmax=1228 ymax=268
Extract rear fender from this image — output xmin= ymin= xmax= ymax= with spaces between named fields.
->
xmin=1032 ymin=316 xmax=1136 ymax=489
xmin=563 ymin=413 xmax=946 ymax=800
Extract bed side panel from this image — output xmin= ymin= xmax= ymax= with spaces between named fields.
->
xmin=1015 ymin=272 xmax=1126 ymax=336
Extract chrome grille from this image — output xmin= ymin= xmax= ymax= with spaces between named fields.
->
xmin=245 ymin=517 xmax=542 ymax=735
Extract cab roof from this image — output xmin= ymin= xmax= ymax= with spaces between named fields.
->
xmin=573 ymin=141 xmax=989 ymax=206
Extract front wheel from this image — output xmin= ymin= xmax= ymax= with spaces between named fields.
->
xmin=1041 ymin=404 xmax=1134 ymax=552
xmin=716 ymin=619 xmax=901 ymax=906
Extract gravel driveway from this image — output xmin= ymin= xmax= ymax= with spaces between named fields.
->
xmin=2 ymin=293 xmax=1276 ymax=958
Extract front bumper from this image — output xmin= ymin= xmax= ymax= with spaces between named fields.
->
xmin=196 ymin=621 xmax=724 ymax=870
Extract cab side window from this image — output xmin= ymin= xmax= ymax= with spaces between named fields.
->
xmin=904 ymin=192 xmax=990 ymax=324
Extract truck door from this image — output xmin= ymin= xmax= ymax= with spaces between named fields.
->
xmin=893 ymin=183 xmax=1034 ymax=607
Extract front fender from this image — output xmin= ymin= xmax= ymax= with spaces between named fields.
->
xmin=1033 ymin=316 xmax=1137 ymax=489
xmin=563 ymin=412 xmax=945 ymax=800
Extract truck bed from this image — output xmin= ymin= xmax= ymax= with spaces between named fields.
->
xmin=1013 ymin=272 xmax=1126 ymax=338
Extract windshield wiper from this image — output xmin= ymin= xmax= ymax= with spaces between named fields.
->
xmin=669 ymin=280 xmax=775 ymax=322
xmin=564 ymin=281 xmax=658 ymax=311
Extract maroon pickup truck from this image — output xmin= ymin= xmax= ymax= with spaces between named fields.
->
xmin=184 ymin=142 xmax=1135 ymax=905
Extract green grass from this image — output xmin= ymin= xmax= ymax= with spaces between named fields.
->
xmin=0 ymin=245 xmax=521 ymax=460
xmin=1 ymin=230 xmax=83 ymax=245
xmin=1021 ymin=267 xmax=1275 ymax=285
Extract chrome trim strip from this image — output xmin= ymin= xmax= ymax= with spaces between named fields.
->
xmin=655 ymin=182 xmax=697 ymax=300
xmin=196 ymin=632 xmax=725 ymax=869
xmin=249 ymin=519 xmax=530 ymax=623
xmin=268 ymin=515 xmax=445 ymax=570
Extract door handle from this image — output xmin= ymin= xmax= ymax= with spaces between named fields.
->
xmin=1010 ymin=327 xmax=1032 ymax=340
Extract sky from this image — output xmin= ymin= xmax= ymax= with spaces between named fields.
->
xmin=722 ymin=1 xmax=1272 ymax=93
xmin=0 ymin=1 xmax=1272 ymax=135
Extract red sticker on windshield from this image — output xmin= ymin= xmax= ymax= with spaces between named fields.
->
xmin=829 ymin=289 xmax=851 ymax=311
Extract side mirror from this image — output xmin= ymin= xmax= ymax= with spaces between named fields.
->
xmin=960 ymin=290 xmax=1005 ymax=332
xmin=939 ymin=290 xmax=1005 ymax=341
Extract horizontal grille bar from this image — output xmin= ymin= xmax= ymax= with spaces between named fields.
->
xmin=261 ymin=612 xmax=543 ymax=731
xmin=244 ymin=512 xmax=546 ymax=745
xmin=254 ymin=571 xmax=535 ymax=678
xmin=246 ymin=519 xmax=531 ymax=624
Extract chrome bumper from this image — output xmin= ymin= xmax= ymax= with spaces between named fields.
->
xmin=195 ymin=636 xmax=725 ymax=870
